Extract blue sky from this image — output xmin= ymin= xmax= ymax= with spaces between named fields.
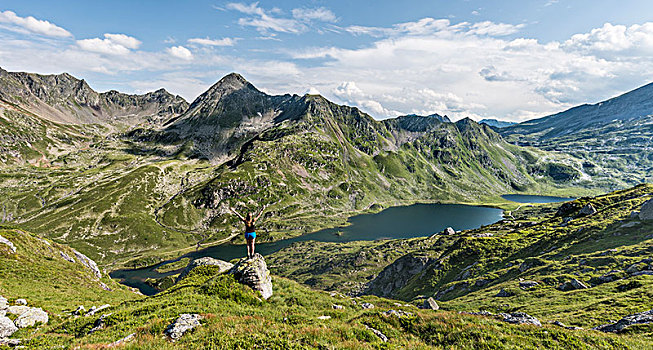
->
xmin=1 ymin=0 xmax=652 ymax=121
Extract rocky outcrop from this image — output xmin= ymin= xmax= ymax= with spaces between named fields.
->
xmin=639 ymin=199 xmax=653 ymax=220
xmin=519 ymin=281 xmax=539 ymax=290
xmin=177 ymin=257 xmax=234 ymax=282
xmin=578 ymin=204 xmax=597 ymax=216
xmin=495 ymin=289 xmax=514 ymax=297
xmin=594 ymin=309 xmax=653 ymax=333
xmin=228 ymin=253 xmax=273 ymax=300
xmin=364 ymin=254 xmax=435 ymax=297
xmin=0 ymin=317 xmax=17 ymax=338
xmin=500 ymin=312 xmax=541 ymax=327
xmin=165 ymin=314 xmax=203 ymax=341
xmin=365 ymin=325 xmax=388 ymax=342
xmin=0 ymin=235 xmax=16 ymax=253
xmin=86 ymin=304 xmax=111 ymax=317
xmin=422 ymin=297 xmax=439 ymax=310
xmin=558 ymin=279 xmax=589 ymax=291
xmin=14 ymin=307 xmax=48 ymax=328
xmin=72 ymin=249 xmax=102 ymax=279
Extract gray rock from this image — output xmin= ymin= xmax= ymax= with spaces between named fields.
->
xmin=558 ymin=279 xmax=589 ymax=291
xmin=107 ymin=332 xmax=136 ymax=347
xmin=0 ymin=316 xmax=18 ymax=338
xmin=14 ymin=299 xmax=26 ymax=306
xmin=73 ymin=306 xmax=86 ymax=316
xmin=317 ymin=315 xmax=331 ymax=320
xmin=632 ymin=270 xmax=653 ymax=276
xmin=72 ymin=249 xmax=102 ymax=279
xmin=228 ymin=253 xmax=273 ymax=299
xmin=6 ymin=306 xmax=29 ymax=316
xmin=579 ymin=204 xmax=597 ymax=216
xmin=552 ymin=320 xmax=583 ymax=330
xmin=360 ymin=303 xmax=375 ymax=309
xmin=0 ymin=296 xmax=6 ymax=309
xmin=86 ymin=304 xmax=110 ymax=317
xmin=164 ymin=314 xmax=203 ymax=341
xmin=88 ymin=314 xmax=111 ymax=335
xmin=639 ymin=199 xmax=653 ymax=221
xmin=594 ymin=309 xmax=653 ymax=333
xmin=443 ymin=227 xmax=456 ymax=235
xmin=0 ymin=338 xmax=21 ymax=346
xmin=382 ymin=309 xmax=413 ymax=318
xmin=14 ymin=307 xmax=48 ymax=328
xmin=60 ymin=251 xmax=75 ymax=263
xmin=0 ymin=235 xmax=16 ymax=254
xmin=519 ymin=281 xmax=539 ymax=290
xmin=500 ymin=312 xmax=541 ymax=326
xmin=176 ymin=257 xmax=234 ymax=282
xmin=365 ymin=325 xmax=388 ymax=342
xmin=630 ymin=211 xmax=640 ymax=218
xmin=365 ymin=254 xmax=435 ymax=297
xmin=461 ymin=310 xmax=495 ymax=317
xmin=495 ymin=289 xmax=514 ymax=297
xmin=332 ymin=304 xmax=344 ymax=310
xmin=422 ymin=297 xmax=439 ymax=310
xmin=0 ymin=310 xmax=5 ymax=318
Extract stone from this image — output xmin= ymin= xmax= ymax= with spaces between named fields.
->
xmin=317 ymin=315 xmax=331 ymax=320
xmin=519 ymin=281 xmax=539 ymax=290
xmin=500 ymin=312 xmax=541 ymax=327
xmin=360 ymin=302 xmax=375 ymax=309
xmin=579 ymin=204 xmax=597 ymax=216
xmin=0 ymin=338 xmax=21 ymax=346
xmin=0 ymin=296 xmax=7 ymax=308
xmin=332 ymin=304 xmax=344 ymax=310
xmin=164 ymin=314 xmax=203 ymax=341
xmin=365 ymin=325 xmax=388 ymax=342
xmin=594 ymin=309 xmax=653 ymax=333
xmin=422 ymin=297 xmax=439 ymax=310
xmin=86 ymin=304 xmax=110 ymax=317
xmin=60 ymin=251 xmax=75 ymax=263
xmin=495 ymin=289 xmax=514 ymax=297
xmin=552 ymin=320 xmax=583 ymax=330
xmin=6 ymin=306 xmax=29 ymax=316
xmin=176 ymin=257 xmax=234 ymax=282
xmin=14 ymin=299 xmax=26 ymax=306
xmin=0 ymin=235 xmax=16 ymax=254
xmin=558 ymin=279 xmax=589 ymax=291
xmin=73 ymin=306 xmax=86 ymax=316
xmin=107 ymin=332 xmax=136 ymax=347
xmin=639 ymin=199 xmax=653 ymax=221
xmin=443 ymin=227 xmax=456 ymax=235
xmin=228 ymin=253 xmax=273 ymax=300
xmin=14 ymin=307 xmax=48 ymax=328
xmin=72 ymin=249 xmax=102 ymax=279
xmin=382 ymin=309 xmax=413 ymax=318
xmin=88 ymin=314 xmax=111 ymax=335
xmin=0 ymin=316 xmax=18 ymax=338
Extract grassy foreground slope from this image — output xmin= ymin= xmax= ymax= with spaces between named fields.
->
xmin=269 ymin=184 xmax=653 ymax=333
xmin=14 ymin=266 xmax=652 ymax=349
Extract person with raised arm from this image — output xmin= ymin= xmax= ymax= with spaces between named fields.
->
xmin=230 ymin=205 xmax=267 ymax=259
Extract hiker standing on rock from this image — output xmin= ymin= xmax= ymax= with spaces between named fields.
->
xmin=230 ymin=205 xmax=267 ymax=259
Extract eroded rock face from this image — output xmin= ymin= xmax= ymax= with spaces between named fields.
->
xmin=177 ymin=257 xmax=234 ymax=282
xmin=558 ymin=279 xmax=589 ymax=291
xmin=72 ymin=249 xmax=102 ymax=279
xmin=594 ymin=309 xmax=653 ymax=333
xmin=519 ymin=281 xmax=539 ymax=290
xmin=165 ymin=314 xmax=203 ymax=341
xmin=579 ymin=204 xmax=597 ymax=216
xmin=14 ymin=307 xmax=48 ymax=328
xmin=228 ymin=253 xmax=273 ymax=300
xmin=0 ymin=235 xmax=16 ymax=254
xmin=0 ymin=316 xmax=17 ymax=338
xmin=639 ymin=199 xmax=653 ymax=220
xmin=364 ymin=254 xmax=435 ymax=297
xmin=422 ymin=297 xmax=439 ymax=310
xmin=500 ymin=312 xmax=541 ymax=327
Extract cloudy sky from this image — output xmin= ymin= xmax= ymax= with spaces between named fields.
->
xmin=1 ymin=0 xmax=652 ymax=121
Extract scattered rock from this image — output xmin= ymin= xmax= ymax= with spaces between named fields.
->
xmin=14 ymin=307 xmax=48 ymax=328
xmin=72 ymin=249 xmax=102 ymax=279
xmin=620 ymin=221 xmax=639 ymax=228
xmin=519 ymin=281 xmax=539 ymax=290
xmin=630 ymin=211 xmax=640 ymax=218
xmin=555 ymin=202 xmax=580 ymax=217
xmin=552 ymin=320 xmax=583 ymax=330
xmin=631 ymin=271 xmax=653 ymax=276
xmin=495 ymin=289 xmax=514 ymax=297
xmin=578 ymin=204 xmax=597 ymax=216
xmin=107 ymin=333 xmax=136 ymax=347
xmin=473 ymin=232 xmax=493 ymax=238
xmin=639 ymin=199 xmax=653 ymax=221
xmin=460 ymin=310 xmax=495 ymax=317
xmin=360 ymin=303 xmax=375 ymax=309
xmin=227 ymin=253 xmax=273 ymax=300
xmin=364 ymin=325 xmax=388 ymax=342
xmin=165 ymin=314 xmax=203 ymax=341
xmin=6 ymin=306 xmax=29 ymax=316
xmin=88 ymin=314 xmax=111 ymax=335
xmin=558 ymin=279 xmax=589 ymax=291
xmin=365 ymin=254 xmax=435 ymax=297
xmin=176 ymin=257 xmax=234 ymax=282
xmin=317 ymin=315 xmax=331 ymax=320
xmin=332 ymin=304 xmax=344 ymax=310
xmin=382 ymin=309 xmax=413 ymax=318
xmin=59 ymin=251 xmax=75 ymax=263
xmin=73 ymin=306 xmax=86 ymax=316
xmin=422 ymin=297 xmax=439 ymax=310
xmin=594 ymin=309 xmax=653 ymax=333
xmin=0 ymin=316 xmax=18 ymax=338
xmin=443 ymin=227 xmax=456 ymax=235
xmin=590 ymin=271 xmax=623 ymax=285
xmin=0 ymin=235 xmax=16 ymax=254
xmin=86 ymin=304 xmax=110 ymax=317
xmin=0 ymin=338 xmax=21 ymax=346
xmin=500 ymin=312 xmax=541 ymax=326
xmin=14 ymin=299 xmax=26 ymax=306
xmin=99 ymin=282 xmax=112 ymax=291
xmin=0 ymin=296 xmax=7 ymax=308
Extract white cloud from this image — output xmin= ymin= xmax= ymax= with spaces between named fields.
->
xmin=166 ymin=45 xmax=193 ymax=60
xmin=77 ymin=34 xmax=142 ymax=55
xmin=292 ymin=7 xmax=336 ymax=23
xmin=306 ymin=87 xmax=321 ymax=95
xmin=346 ymin=18 xmax=522 ymax=38
xmin=468 ymin=21 xmax=524 ymax=36
xmin=0 ymin=10 xmax=71 ymax=37
xmin=333 ymin=81 xmax=400 ymax=118
xmin=563 ymin=22 xmax=653 ymax=56
xmin=188 ymin=37 xmax=236 ymax=46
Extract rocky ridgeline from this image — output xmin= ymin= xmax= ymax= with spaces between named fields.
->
xmin=0 ymin=296 xmax=49 ymax=343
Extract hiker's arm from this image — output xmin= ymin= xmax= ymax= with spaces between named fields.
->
xmin=230 ymin=207 xmax=245 ymax=221
xmin=255 ymin=204 xmax=268 ymax=221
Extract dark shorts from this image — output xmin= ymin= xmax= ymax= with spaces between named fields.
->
xmin=245 ymin=231 xmax=256 ymax=240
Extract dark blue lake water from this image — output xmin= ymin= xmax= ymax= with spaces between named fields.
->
xmin=502 ymin=194 xmax=574 ymax=204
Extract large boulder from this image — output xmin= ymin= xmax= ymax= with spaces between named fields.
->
xmin=0 ymin=316 xmax=17 ymax=338
xmin=500 ymin=312 xmax=541 ymax=327
xmin=422 ymin=297 xmax=439 ymax=310
xmin=578 ymin=204 xmax=597 ymax=216
xmin=165 ymin=314 xmax=203 ymax=341
xmin=594 ymin=309 xmax=653 ymax=333
xmin=639 ymin=199 xmax=653 ymax=221
xmin=14 ymin=307 xmax=48 ymax=328
xmin=228 ymin=253 xmax=273 ymax=299
xmin=176 ymin=257 xmax=233 ymax=282
xmin=558 ymin=279 xmax=589 ymax=291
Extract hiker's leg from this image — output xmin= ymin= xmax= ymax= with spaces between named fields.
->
xmin=251 ymin=238 xmax=256 ymax=256
xmin=246 ymin=239 xmax=252 ymax=258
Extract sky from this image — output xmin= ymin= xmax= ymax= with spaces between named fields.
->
xmin=0 ymin=0 xmax=652 ymax=122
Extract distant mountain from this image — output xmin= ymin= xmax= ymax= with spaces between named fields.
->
xmin=0 ymin=67 xmax=188 ymax=126
xmin=502 ymin=82 xmax=653 ymax=139
xmin=400 ymin=113 xmax=451 ymax=123
xmin=479 ymin=118 xmax=516 ymax=128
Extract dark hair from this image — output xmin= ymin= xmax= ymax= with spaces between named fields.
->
xmin=246 ymin=212 xmax=253 ymax=220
